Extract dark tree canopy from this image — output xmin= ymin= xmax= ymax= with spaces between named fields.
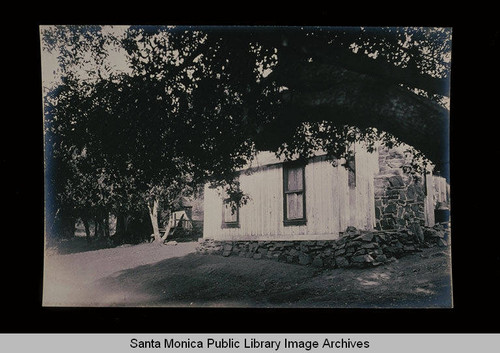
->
xmin=155 ymin=26 xmax=450 ymax=169
xmin=203 ymin=26 xmax=450 ymax=168
xmin=42 ymin=25 xmax=451 ymax=239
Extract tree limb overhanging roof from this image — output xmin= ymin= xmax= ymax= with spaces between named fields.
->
xmin=254 ymin=33 xmax=450 ymax=168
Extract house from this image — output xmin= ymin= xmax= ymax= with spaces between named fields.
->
xmin=203 ymin=143 xmax=449 ymax=242
xmin=162 ymin=192 xmax=205 ymax=238
xmin=168 ymin=210 xmax=194 ymax=231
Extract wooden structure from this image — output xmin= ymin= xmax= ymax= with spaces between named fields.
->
xmin=204 ymin=144 xmax=383 ymax=241
xmin=204 ymin=142 xmax=450 ymax=241
xmin=424 ymin=173 xmax=450 ymax=227
xmin=169 ymin=210 xmax=193 ymax=230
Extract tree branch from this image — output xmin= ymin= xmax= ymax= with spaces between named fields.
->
xmin=269 ymin=34 xmax=450 ymax=98
xmin=257 ymin=70 xmax=449 ymax=166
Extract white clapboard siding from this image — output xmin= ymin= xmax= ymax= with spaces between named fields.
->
xmin=434 ymin=176 xmax=449 ymax=204
xmin=204 ymin=145 xmax=379 ymax=241
xmin=424 ymin=173 xmax=436 ymax=227
xmin=337 ymin=160 xmax=350 ymax=233
xmin=352 ymin=143 xmax=379 ymax=231
xmin=423 ymin=173 xmax=450 ymax=227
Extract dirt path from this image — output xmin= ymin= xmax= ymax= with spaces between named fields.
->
xmin=43 ymin=241 xmax=452 ymax=308
xmin=43 ymin=242 xmax=198 ymax=306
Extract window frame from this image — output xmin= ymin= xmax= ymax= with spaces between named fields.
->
xmin=282 ymin=161 xmax=307 ymax=226
xmin=221 ymin=198 xmax=240 ymax=228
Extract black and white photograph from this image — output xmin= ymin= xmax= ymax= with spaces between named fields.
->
xmin=40 ymin=25 xmax=452 ymax=308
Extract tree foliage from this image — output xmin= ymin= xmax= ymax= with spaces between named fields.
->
xmin=243 ymin=26 xmax=450 ymax=169
xmin=42 ymin=25 xmax=451 ymax=240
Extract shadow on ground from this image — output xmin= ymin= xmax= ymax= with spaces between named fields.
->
xmin=90 ymin=246 xmax=452 ymax=308
xmin=93 ymin=253 xmax=320 ymax=307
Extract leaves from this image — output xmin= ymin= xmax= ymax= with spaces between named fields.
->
xmin=43 ymin=25 xmax=268 ymax=221
xmin=42 ymin=25 xmax=450 ymax=227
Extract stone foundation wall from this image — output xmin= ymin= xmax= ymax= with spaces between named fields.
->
xmin=197 ymin=225 xmax=449 ymax=269
xmin=374 ymin=146 xmax=426 ymax=230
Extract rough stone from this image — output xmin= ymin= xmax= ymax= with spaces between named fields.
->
xmin=352 ymin=254 xmax=375 ymax=263
xmin=374 ymin=177 xmax=390 ymax=190
xmin=407 ymin=184 xmax=417 ymax=199
xmin=376 ymin=233 xmax=387 ymax=242
xmin=437 ymin=238 xmax=448 ymax=247
xmin=375 ymin=254 xmax=388 ymax=262
xmin=353 ymin=249 xmax=367 ymax=256
xmin=393 ymin=240 xmax=404 ymax=248
xmin=334 ymin=248 xmax=346 ymax=257
xmin=409 ymin=222 xmax=424 ymax=243
xmin=355 ymin=233 xmax=375 ymax=242
xmin=360 ymin=242 xmax=377 ymax=249
xmin=433 ymin=223 xmax=445 ymax=231
xmin=337 ymin=242 xmax=346 ymax=249
xmin=425 ymin=228 xmax=444 ymax=240
xmin=403 ymin=245 xmax=416 ymax=252
xmin=388 ymin=175 xmax=405 ymax=188
xmin=335 ymin=256 xmax=350 ymax=268
xmin=196 ymin=225 xmax=449 ymax=269
xmin=384 ymin=203 xmax=398 ymax=214
xmin=380 ymin=218 xmax=397 ymax=230
xmin=298 ymin=253 xmax=311 ymax=265
xmin=311 ymin=256 xmax=324 ymax=268
xmin=431 ymin=251 xmax=447 ymax=258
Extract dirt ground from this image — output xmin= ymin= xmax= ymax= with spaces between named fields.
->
xmin=43 ymin=240 xmax=453 ymax=308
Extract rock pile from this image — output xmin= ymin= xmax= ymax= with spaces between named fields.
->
xmin=196 ymin=224 xmax=449 ymax=269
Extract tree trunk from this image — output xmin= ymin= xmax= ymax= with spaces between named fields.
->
xmin=124 ymin=215 xmax=131 ymax=234
xmin=103 ymin=213 xmax=110 ymax=237
xmin=53 ymin=211 xmax=76 ymax=239
xmin=94 ymin=217 xmax=100 ymax=238
xmin=162 ymin=211 xmax=172 ymax=241
xmin=114 ymin=213 xmax=127 ymax=243
xmin=148 ymin=199 xmax=164 ymax=243
xmin=82 ymin=217 xmax=91 ymax=244
xmin=63 ymin=216 xmax=76 ymax=238
xmin=257 ymin=68 xmax=449 ymax=167
xmin=115 ymin=213 xmax=121 ymax=234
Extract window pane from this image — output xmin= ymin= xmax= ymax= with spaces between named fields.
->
xmin=287 ymin=166 xmax=303 ymax=191
xmin=287 ymin=192 xmax=303 ymax=219
xmin=286 ymin=193 xmax=296 ymax=219
xmin=224 ymin=203 xmax=237 ymax=223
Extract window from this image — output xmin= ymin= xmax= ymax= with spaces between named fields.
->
xmin=222 ymin=199 xmax=239 ymax=228
xmin=283 ymin=163 xmax=307 ymax=226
